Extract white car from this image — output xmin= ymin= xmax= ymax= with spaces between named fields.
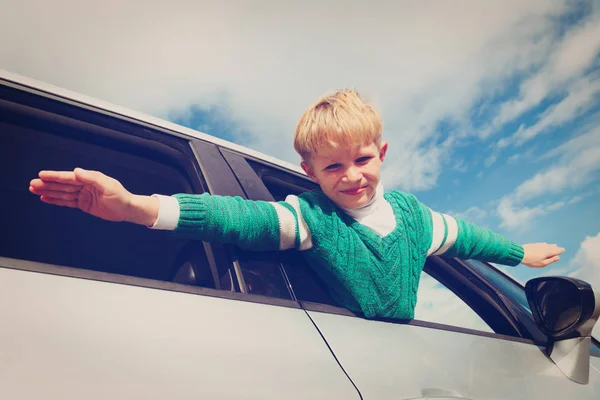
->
xmin=1 ymin=70 xmax=599 ymax=399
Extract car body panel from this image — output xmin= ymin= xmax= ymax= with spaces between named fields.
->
xmin=591 ymin=357 xmax=600 ymax=375
xmin=590 ymin=356 xmax=600 ymax=374
xmin=307 ymin=310 xmax=600 ymax=400
xmin=0 ymin=265 xmax=359 ymax=400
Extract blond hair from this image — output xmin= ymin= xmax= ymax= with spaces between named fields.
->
xmin=294 ymin=89 xmax=382 ymax=160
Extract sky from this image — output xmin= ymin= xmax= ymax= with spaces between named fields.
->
xmin=1 ymin=1 xmax=599 ymax=335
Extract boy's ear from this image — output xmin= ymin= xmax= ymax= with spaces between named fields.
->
xmin=379 ymin=141 xmax=388 ymax=162
xmin=301 ymin=161 xmax=319 ymax=183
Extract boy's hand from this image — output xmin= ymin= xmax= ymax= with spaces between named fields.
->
xmin=521 ymin=243 xmax=565 ymax=268
xmin=29 ymin=168 xmax=159 ymax=226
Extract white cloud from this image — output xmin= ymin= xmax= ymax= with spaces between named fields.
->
xmin=513 ymin=147 xmax=600 ymax=202
xmin=484 ymin=155 xmax=498 ymax=168
xmin=489 ymin=12 xmax=600 ymax=133
xmin=551 ymin=13 xmax=600 ymax=81
xmin=497 ymin=198 xmax=557 ymax=230
xmin=507 ymin=153 xmax=521 ymax=164
xmin=567 ymin=233 xmax=600 ymax=339
xmin=510 ymin=77 xmax=600 ymax=146
xmin=450 ymin=206 xmax=488 ymax=224
xmin=0 ymin=0 xmax=581 ymax=191
xmin=497 ymin=126 xmax=600 ymax=229
xmin=568 ymin=195 xmax=584 ymax=205
xmin=546 ymin=201 xmax=566 ymax=212
xmin=498 ymin=192 xmax=591 ymax=232
xmin=544 ymin=119 xmax=600 ymax=159
xmin=569 ymin=233 xmax=600 ymax=285
xmin=452 ymin=159 xmax=468 ymax=173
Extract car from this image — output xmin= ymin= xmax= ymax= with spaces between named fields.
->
xmin=1 ymin=69 xmax=599 ymax=400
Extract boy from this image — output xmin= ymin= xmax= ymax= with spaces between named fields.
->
xmin=29 ymin=89 xmax=564 ymax=319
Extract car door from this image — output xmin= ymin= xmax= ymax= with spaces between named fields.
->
xmin=221 ymin=149 xmax=600 ymax=400
xmin=0 ymin=75 xmax=360 ymax=399
xmin=302 ymin=258 xmax=600 ymax=400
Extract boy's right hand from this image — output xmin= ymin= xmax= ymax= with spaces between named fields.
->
xmin=29 ymin=168 xmax=158 ymax=225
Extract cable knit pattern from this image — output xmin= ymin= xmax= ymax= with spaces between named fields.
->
xmin=445 ymin=219 xmax=524 ymax=263
xmin=298 ymin=190 xmax=430 ymax=319
xmin=174 ymin=193 xmax=281 ymax=251
xmin=171 ymin=190 xmax=524 ymax=320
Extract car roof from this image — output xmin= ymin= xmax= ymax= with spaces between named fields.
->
xmin=0 ymin=69 xmax=306 ymax=176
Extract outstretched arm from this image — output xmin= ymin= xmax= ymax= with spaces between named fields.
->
xmin=424 ymin=207 xmax=564 ymax=268
xmin=30 ymin=169 xmax=311 ymax=252
xmin=30 ymin=168 xmax=159 ymax=226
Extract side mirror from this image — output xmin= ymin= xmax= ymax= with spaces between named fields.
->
xmin=525 ymin=276 xmax=600 ymax=384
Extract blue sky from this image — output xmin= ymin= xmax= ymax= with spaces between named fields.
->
xmin=1 ymin=1 xmax=599 ymax=296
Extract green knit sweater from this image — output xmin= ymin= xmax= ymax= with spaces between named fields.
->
xmin=172 ymin=190 xmax=524 ymax=319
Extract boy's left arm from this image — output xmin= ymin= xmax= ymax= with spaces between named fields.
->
xmin=423 ymin=207 xmax=564 ymax=268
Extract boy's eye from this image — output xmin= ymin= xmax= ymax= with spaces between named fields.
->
xmin=324 ymin=163 xmax=341 ymax=171
xmin=356 ymin=156 xmax=373 ymax=164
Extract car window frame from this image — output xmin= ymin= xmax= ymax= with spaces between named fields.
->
xmin=220 ymin=147 xmax=344 ymax=303
xmin=0 ymin=79 xmax=301 ymax=308
xmin=1 ymin=87 xmax=223 ymax=275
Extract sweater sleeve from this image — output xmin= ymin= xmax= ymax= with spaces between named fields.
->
xmin=169 ymin=193 xmax=313 ymax=251
xmin=417 ymin=200 xmax=524 ymax=266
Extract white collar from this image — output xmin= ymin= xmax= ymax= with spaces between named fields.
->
xmin=342 ymin=184 xmax=385 ymax=219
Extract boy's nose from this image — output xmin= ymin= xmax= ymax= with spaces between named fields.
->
xmin=344 ymin=167 xmax=363 ymax=182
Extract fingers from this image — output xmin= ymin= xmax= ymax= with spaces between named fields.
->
xmin=544 ymin=244 xmax=565 ymax=257
xmin=30 ymin=187 xmax=80 ymax=201
xmin=554 ymin=245 xmax=566 ymax=255
xmin=524 ymin=243 xmax=566 ymax=257
xmin=30 ymin=179 xmax=83 ymax=193
xmin=36 ymin=169 xmax=108 ymax=188
xmin=525 ymin=255 xmax=561 ymax=268
xmin=543 ymin=255 xmax=561 ymax=266
xmin=73 ymin=168 xmax=108 ymax=186
xmin=40 ymin=195 xmax=78 ymax=208
xmin=38 ymin=170 xmax=80 ymax=185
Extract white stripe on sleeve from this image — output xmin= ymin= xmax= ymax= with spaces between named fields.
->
xmin=427 ymin=209 xmax=446 ymax=256
xmin=433 ymin=214 xmax=459 ymax=255
xmin=285 ymin=195 xmax=313 ymax=251
xmin=270 ymin=202 xmax=298 ymax=250
xmin=149 ymin=194 xmax=180 ymax=230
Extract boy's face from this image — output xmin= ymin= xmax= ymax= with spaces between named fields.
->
xmin=301 ymin=142 xmax=388 ymax=209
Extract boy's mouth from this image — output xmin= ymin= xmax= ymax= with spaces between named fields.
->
xmin=341 ymin=186 xmax=368 ymax=195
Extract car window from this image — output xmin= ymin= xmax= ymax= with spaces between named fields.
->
xmin=465 ymin=260 xmax=531 ymax=313
xmin=415 ymin=271 xmax=493 ymax=332
xmin=221 ymin=158 xmax=337 ymax=303
xmin=233 ymin=248 xmax=295 ymax=300
xmin=0 ymin=105 xmax=219 ymax=289
xmin=246 ymin=159 xmax=319 ymax=201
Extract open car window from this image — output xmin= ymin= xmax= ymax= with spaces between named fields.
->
xmin=0 ymin=95 xmax=220 ymax=289
xmin=415 ymin=271 xmax=492 ymax=332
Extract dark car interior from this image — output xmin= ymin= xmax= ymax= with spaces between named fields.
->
xmin=0 ymin=88 xmax=216 ymax=287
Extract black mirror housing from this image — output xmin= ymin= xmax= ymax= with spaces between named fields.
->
xmin=526 ymin=276 xmax=598 ymax=340
xmin=525 ymin=276 xmax=600 ymax=384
